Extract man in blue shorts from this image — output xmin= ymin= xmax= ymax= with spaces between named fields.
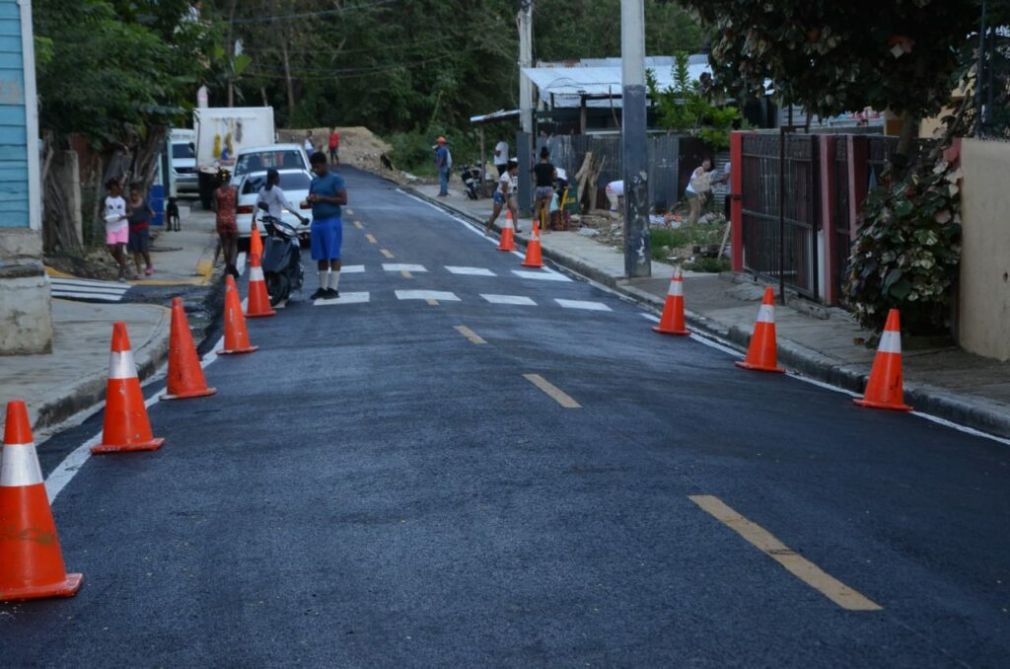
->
xmin=307 ymin=152 xmax=347 ymax=300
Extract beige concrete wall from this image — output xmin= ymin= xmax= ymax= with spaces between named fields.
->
xmin=959 ymin=138 xmax=1010 ymax=361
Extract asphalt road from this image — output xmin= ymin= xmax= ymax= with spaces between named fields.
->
xmin=4 ymin=168 xmax=1009 ymax=667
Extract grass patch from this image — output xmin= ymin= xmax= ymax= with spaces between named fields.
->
xmin=650 ymin=222 xmax=727 ymax=261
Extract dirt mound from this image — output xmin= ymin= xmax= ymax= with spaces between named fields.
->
xmin=278 ymin=127 xmax=395 ymax=176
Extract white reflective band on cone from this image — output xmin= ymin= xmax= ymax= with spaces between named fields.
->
xmin=756 ymin=304 xmax=775 ymax=323
xmin=667 ymin=280 xmax=683 ymax=297
xmin=878 ymin=330 xmax=902 ymax=354
xmin=250 ymin=266 xmax=264 ymax=281
xmin=503 ymin=220 xmax=514 ymax=230
xmin=108 ymin=350 xmax=138 ymax=379
xmin=0 ymin=442 xmax=44 ymax=487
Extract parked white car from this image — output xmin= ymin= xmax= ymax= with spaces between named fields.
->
xmin=235 ymin=169 xmax=313 ymax=243
xmin=231 ymin=144 xmax=311 ymax=186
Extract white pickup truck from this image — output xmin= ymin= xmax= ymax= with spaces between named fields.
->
xmin=193 ymin=106 xmax=275 ymax=209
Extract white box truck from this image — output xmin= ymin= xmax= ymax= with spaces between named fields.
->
xmin=194 ymin=106 xmax=275 ymax=209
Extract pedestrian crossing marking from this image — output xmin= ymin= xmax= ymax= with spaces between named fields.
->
xmin=383 ymin=264 xmax=427 ymax=272
xmin=380 ymin=249 xmax=395 ymax=258
xmin=481 ymin=294 xmax=537 ymax=306
xmin=512 ymin=270 xmax=571 ymax=282
xmin=341 ymin=265 xmax=365 ymax=273
xmin=395 ymin=290 xmax=460 ymax=302
xmin=50 ymin=277 xmax=130 ymax=303
xmin=314 ymin=291 xmax=370 ymax=306
xmin=445 ymin=266 xmax=496 ymax=277
xmin=555 ymin=299 xmax=611 ymax=312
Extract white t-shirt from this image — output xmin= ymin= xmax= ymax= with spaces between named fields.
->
xmin=497 ymin=172 xmax=517 ymax=196
xmin=606 ymin=180 xmax=624 ymax=196
xmin=104 ymin=195 xmax=127 ymax=231
xmin=303 ymin=139 xmax=313 ymax=152
xmin=494 ymin=141 xmax=509 ymax=165
xmin=256 ymin=185 xmax=293 ymax=220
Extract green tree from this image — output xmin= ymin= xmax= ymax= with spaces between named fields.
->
xmin=647 ymin=52 xmax=741 ymax=149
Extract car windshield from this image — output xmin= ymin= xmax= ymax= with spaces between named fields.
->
xmin=235 ymin=150 xmax=305 ymax=176
xmin=172 ymin=143 xmax=195 ymax=160
xmin=241 ymin=172 xmax=312 ymax=195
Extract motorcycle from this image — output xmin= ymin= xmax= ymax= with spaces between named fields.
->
xmin=459 ymin=163 xmax=482 ymax=200
xmin=256 ymin=202 xmax=305 ymax=306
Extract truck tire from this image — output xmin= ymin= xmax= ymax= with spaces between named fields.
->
xmin=198 ymin=172 xmax=215 ymax=210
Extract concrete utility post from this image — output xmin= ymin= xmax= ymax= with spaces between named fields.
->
xmin=517 ymin=0 xmax=534 ymax=215
xmin=621 ymin=0 xmax=651 ymax=278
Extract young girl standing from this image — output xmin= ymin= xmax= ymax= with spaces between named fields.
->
xmin=103 ymin=179 xmax=130 ymax=281
xmin=126 ymin=183 xmax=155 ymax=276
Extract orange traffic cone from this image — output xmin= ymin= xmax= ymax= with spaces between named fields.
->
xmin=0 ymin=400 xmax=83 ymax=601
xmin=219 ymin=275 xmax=258 ymax=355
xmin=92 ymin=322 xmax=165 ymax=454
xmin=498 ymin=210 xmax=516 ymax=252
xmin=521 ymin=221 xmax=543 ymax=268
xmin=249 ymin=222 xmax=264 ymax=267
xmin=854 ymin=309 xmax=912 ymax=411
xmin=653 ymin=269 xmax=689 ymax=336
xmin=245 ymin=249 xmax=276 ymax=318
xmin=162 ymin=297 xmax=217 ymax=401
xmin=735 ymin=287 xmax=785 ymax=373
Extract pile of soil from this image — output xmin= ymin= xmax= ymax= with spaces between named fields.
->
xmin=45 ymin=247 xmax=121 ymax=281
xmin=277 ymin=126 xmax=396 ymax=178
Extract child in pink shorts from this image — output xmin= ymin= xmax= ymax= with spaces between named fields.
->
xmin=103 ymin=179 xmax=130 ymax=281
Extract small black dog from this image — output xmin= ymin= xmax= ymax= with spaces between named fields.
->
xmin=380 ymin=153 xmax=394 ymax=171
xmin=166 ymin=197 xmax=181 ymax=231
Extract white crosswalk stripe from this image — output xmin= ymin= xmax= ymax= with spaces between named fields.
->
xmin=555 ymin=298 xmax=612 ymax=312
xmin=314 ymin=291 xmax=370 ymax=306
xmin=512 ymin=270 xmax=572 ymax=282
xmin=395 ymin=290 xmax=461 ymax=302
xmin=445 ymin=266 xmax=496 ymax=277
xmin=481 ymin=294 xmax=537 ymax=306
xmin=49 ymin=277 xmax=130 ymax=302
xmin=340 ymin=265 xmax=366 ymax=273
xmin=383 ymin=263 xmax=427 ymax=272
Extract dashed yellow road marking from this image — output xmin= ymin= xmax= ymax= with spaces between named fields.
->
xmin=353 ymin=221 xmax=364 ymax=230
xmin=381 ymin=249 xmax=395 ymax=259
xmin=400 ymin=270 xmax=413 ymax=279
xmin=426 ymin=299 xmax=439 ymax=306
xmin=365 ymin=233 xmax=378 ymax=244
xmin=346 ymin=208 xmax=354 ymax=215
xmin=523 ymin=374 xmax=581 ymax=409
xmin=454 ymin=325 xmax=486 ymax=345
xmin=689 ymin=495 xmax=883 ymax=611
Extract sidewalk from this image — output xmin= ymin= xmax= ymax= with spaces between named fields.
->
xmin=411 ymin=183 xmax=1010 ymax=439
xmin=1 ymin=204 xmax=220 ymax=438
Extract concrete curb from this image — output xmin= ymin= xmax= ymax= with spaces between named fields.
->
xmin=32 ymin=305 xmax=172 ymax=432
xmin=406 ymin=186 xmax=1010 ymax=440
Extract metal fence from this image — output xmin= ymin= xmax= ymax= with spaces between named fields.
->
xmin=833 ymin=138 xmax=851 ymax=303
xmin=740 ymin=133 xmax=820 ymax=298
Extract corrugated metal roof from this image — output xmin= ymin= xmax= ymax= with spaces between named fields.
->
xmin=522 ymin=55 xmax=712 ymax=108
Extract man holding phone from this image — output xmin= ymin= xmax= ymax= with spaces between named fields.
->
xmin=305 ymin=152 xmax=347 ymax=300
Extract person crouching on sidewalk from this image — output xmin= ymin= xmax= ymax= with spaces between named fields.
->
xmin=306 ymin=152 xmax=347 ymax=300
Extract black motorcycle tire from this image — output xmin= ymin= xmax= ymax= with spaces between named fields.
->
xmin=267 ymin=273 xmax=290 ymax=306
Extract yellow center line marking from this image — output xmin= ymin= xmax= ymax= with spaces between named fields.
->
xmin=400 ymin=270 xmax=413 ymax=279
xmin=454 ymin=325 xmax=487 ymax=345
xmin=426 ymin=299 xmax=439 ymax=306
xmin=523 ymin=374 xmax=581 ymax=409
xmin=380 ymin=249 xmax=395 ymax=258
xmin=346 ymin=208 xmax=354 ymax=215
xmin=365 ymin=233 xmax=378 ymax=244
xmin=353 ymin=221 xmax=364 ymax=230
xmin=688 ymin=495 xmax=883 ymax=611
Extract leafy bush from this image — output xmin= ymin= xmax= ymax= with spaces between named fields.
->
xmin=845 ymin=142 xmax=961 ymax=334
xmin=647 ymin=52 xmax=740 ymax=150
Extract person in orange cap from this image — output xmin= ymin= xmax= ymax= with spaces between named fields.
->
xmin=434 ymin=136 xmax=451 ymax=197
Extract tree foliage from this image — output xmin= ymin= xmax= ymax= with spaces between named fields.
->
xmin=678 ymin=0 xmax=981 ymax=124
xmin=647 ymin=53 xmax=741 ymax=150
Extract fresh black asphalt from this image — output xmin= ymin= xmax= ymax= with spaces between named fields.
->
xmin=4 ymin=168 xmax=1009 ymax=667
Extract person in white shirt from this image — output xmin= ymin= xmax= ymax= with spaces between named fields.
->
xmin=303 ymin=133 xmax=314 ymax=153
xmin=254 ymin=169 xmax=308 ymax=228
xmin=605 ymin=180 xmax=624 ymax=211
xmin=102 ymin=179 xmax=130 ymax=281
xmin=486 ymin=159 xmax=520 ymax=235
xmin=493 ymin=137 xmax=509 ymax=177
xmin=685 ymin=158 xmax=714 ymax=225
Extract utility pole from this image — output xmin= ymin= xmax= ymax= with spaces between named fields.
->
xmin=517 ymin=0 xmax=534 ymax=216
xmin=621 ymin=0 xmax=651 ymax=278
